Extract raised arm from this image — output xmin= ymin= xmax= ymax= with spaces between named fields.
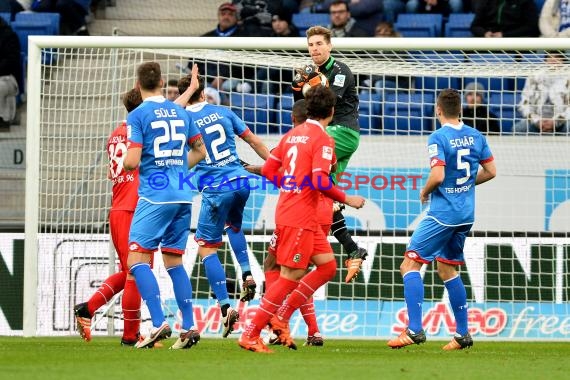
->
xmin=174 ymin=64 xmax=199 ymax=107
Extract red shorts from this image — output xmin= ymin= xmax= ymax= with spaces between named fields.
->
xmin=268 ymin=224 xmax=332 ymax=269
xmin=109 ymin=210 xmax=134 ymax=272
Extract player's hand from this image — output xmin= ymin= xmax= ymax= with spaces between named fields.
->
xmin=239 ymin=159 xmax=250 ymax=168
xmin=292 ymin=70 xmax=307 ymax=92
xmin=345 ymin=195 xmax=366 ymax=209
xmin=420 ymin=189 xmax=429 ymax=204
xmin=188 ymin=64 xmax=199 ymax=93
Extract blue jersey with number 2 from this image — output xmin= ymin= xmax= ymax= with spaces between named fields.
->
xmin=426 ymin=122 xmax=493 ymax=225
xmin=186 ymin=101 xmax=251 ymax=191
xmin=127 ymin=96 xmax=201 ymax=203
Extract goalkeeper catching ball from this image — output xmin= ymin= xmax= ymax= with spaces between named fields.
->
xmin=292 ymin=26 xmax=367 ymax=283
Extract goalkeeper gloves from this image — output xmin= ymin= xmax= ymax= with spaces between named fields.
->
xmin=291 ymin=64 xmax=321 ymax=92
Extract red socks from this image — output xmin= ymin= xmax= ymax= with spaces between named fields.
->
xmin=121 ymin=278 xmax=141 ymax=342
xmin=87 ymin=271 xmax=126 ymax=315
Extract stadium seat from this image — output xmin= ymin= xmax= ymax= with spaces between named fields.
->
xmin=230 ymin=93 xmax=275 ymax=135
xmin=489 ymin=92 xmax=522 ymax=134
xmin=358 ymin=92 xmax=381 ymax=134
xmin=534 ymin=0 xmax=546 ymax=11
xmin=444 ymin=13 xmax=475 ymax=37
xmin=276 ymin=93 xmax=294 ymax=134
xmin=0 ymin=12 xmax=11 ymax=24
xmin=15 ymin=12 xmax=60 ymax=35
xmin=292 ymin=13 xmax=330 ymax=36
xmin=395 ymin=14 xmax=443 ymax=37
xmin=11 ymin=20 xmax=58 ymax=65
xmin=465 ymin=53 xmax=516 ymax=92
xmin=382 ymin=92 xmax=433 ymax=134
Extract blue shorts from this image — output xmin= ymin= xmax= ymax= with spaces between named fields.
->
xmin=195 ymin=184 xmax=250 ymax=247
xmin=129 ymin=200 xmax=191 ymax=254
xmin=405 ymin=216 xmax=472 ymax=265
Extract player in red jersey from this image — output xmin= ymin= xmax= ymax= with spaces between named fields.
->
xmin=238 ymin=86 xmax=366 ymax=353
xmin=73 ymin=88 xmax=145 ymax=346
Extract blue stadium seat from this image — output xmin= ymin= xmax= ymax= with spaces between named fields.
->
xmin=276 ymin=93 xmax=294 ymax=134
xmin=11 ymin=20 xmax=58 ymax=65
xmin=230 ymin=93 xmax=275 ymax=135
xmin=1 ymin=12 xmax=11 ymax=24
xmin=358 ymin=92 xmax=381 ymax=134
xmin=489 ymin=92 xmax=522 ymax=134
xmin=465 ymin=53 xmax=516 ymax=92
xmin=534 ymin=0 xmax=546 ymax=11
xmin=15 ymin=12 xmax=60 ymax=35
xmin=292 ymin=13 xmax=330 ymax=36
xmin=395 ymin=13 xmax=443 ymax=37
xmin=382 ymin=92 xmax=433 ymax=134
xmin=444 ymin=13 xmax=475 ymax=37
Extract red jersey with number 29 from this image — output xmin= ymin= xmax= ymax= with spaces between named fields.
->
xmin=269 ymin=119 xmax=335 ymax=231
xmin=107 ymin=121 xmax=139 ymax=211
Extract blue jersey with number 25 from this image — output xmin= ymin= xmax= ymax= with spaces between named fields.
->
xmin=426 ymin=122 xmax=493 ymax=226
xmin=127 ymin=96 xmax=201 ymax=203
xmin=186 ymin=101 xmax=251 ymax=191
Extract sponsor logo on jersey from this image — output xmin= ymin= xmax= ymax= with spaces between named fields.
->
xmin=322 ymin=146 xmax=333 ymax=160
xmin=428 ymin=144 xmax=438 ymax=157
xmin=293 ymin=253 xmax=302 ymax=263
xmin=430 ymin=158 xmax=439 ymax=168
xmin=333 ymin=74 xmax=345 ymax=87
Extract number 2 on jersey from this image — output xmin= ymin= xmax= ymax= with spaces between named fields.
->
xmin=203 ymin=123 xmax=230 ymax=164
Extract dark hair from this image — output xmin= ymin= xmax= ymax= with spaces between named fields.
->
xmin=330 ymin=0 xmax=349 ymax=12
xmin=167 ymin=79 xmax=178 ymax=87
xmin=437 ymin=89 xmax=461 ymax=118
xmin=178 ymin=75 xmax=205 ymax=104
xmin=292 ymin=99 xmax=308 ymax=125
xmin=137 ymin=62 xmax=162 ymax=91
xmin=306 ymin=25 xmax=332 ymax=43
xmin=122 ymin=88 xmax=142 ymax=113
xmin=305 ymin=86 xmax=336 ymax=120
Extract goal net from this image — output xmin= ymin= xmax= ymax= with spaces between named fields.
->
xmin=22 ymin=37 xmax=570 ymax=340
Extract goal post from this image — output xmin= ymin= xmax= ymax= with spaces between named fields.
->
xmin=23 ymin=36 xmax=570 ymax=339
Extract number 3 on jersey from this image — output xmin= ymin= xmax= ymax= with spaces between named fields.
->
xmin=151 ymin=119 xmax=186 ymax=158
xmin=283 ymin=146 xmax=298 ymax=185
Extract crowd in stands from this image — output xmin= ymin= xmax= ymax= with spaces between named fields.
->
xmin=1 ymin=0 xmax=569 ymax=135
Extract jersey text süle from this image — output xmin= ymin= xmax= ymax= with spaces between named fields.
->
xmin=427 ymin=122 xmax=493 ymax=225
xmin=270 ymin=119 xmax=336 ymax=230
xmin=186 ymin=101 xmax=250 ymax=191
xmin=127 ymin=96 xmax=201 ymax=203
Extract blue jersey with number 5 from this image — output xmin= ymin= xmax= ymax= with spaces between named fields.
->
xmin=186 ymin=101 xmax=250 ymax=191
xmin=127 ymin=96 xmax=201 ymax=203
xmin=426 ymin=122 xmax=493 ymax=225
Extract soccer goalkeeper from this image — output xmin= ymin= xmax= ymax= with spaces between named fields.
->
xmin=292 ymin=25 xmax=367 ymax=283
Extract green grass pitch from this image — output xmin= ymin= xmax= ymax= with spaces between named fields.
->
xmin=1 ymin=337 xmax=569 ymax=380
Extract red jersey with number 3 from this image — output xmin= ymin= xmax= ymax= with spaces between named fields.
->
xmin=108 ymin=121 xmax=139 ymax=211
xmin=268 ymin=119 xmax=335 ymax=231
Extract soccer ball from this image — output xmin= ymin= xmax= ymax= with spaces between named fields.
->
xmin=302 ymin=72 xmax=329 ymax=96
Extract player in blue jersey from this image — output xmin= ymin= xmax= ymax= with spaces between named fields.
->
xmin=177 ymin=74 xmax=269 ymax=338
xmin=123 ymin=61 xmax=206 ymax=349
xmin=387 ymin=89 xmax=496 ymax=351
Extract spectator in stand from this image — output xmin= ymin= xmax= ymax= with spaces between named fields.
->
xmin=198 ymin=3 xmax=255 ymax=95
xmin=461 ymin=82 xmax=500 ymax=135
xmin=271 ymin=8 xmax=299 ymax=37
xmin=406 ymin=0 xmax=463 ymax=16
xmin=375 ymin=21 xmax=401 ymax=37
xmin=0 ymin=17 xmax=21 ymax=130
xmin=166 ymin=79 xmax=179 ymax=101
xmin=32 ymin=0 xmax=90 ymax=35
xmin=539 ymin=0 xmax=570 ymax=37
xmin=204 ymin=87 xmax=222 ymax=105
xmin=515 ymin=52 xmax=570 ymax=135
xmin=328 ymin=0 xmax=371 ymax=37
xmin=471 ymin=0 xmax=540 ymax=37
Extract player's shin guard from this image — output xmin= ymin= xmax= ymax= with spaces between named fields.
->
xmin=87 ymin=271 xmax=126 ymax=315
xmin=245 ymin=277 xmax=298 ymax=338
xmin=130 ymin=263 xmax=164 ymax=328
xmin=122 ymin=278 xmax=141 ymax=342
xmin=403 ymin=271 xmax=424 ymax=334
xmin=202 ymin=253 xmax=231 ymax=307
xmin=167 ymin=264 xmax=195 ymax=331
xmin=277 ymin=260 xmax=337 ymax=322
xmin=226 ymin=228 xmax=251 ymax=275
xmin=444 ymin=275 xmax=468 ymax=336
xmin=331 ymin=210 xmax=358 ymax=254
xmin=300 ymin=297 xmax=320 ymax=336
